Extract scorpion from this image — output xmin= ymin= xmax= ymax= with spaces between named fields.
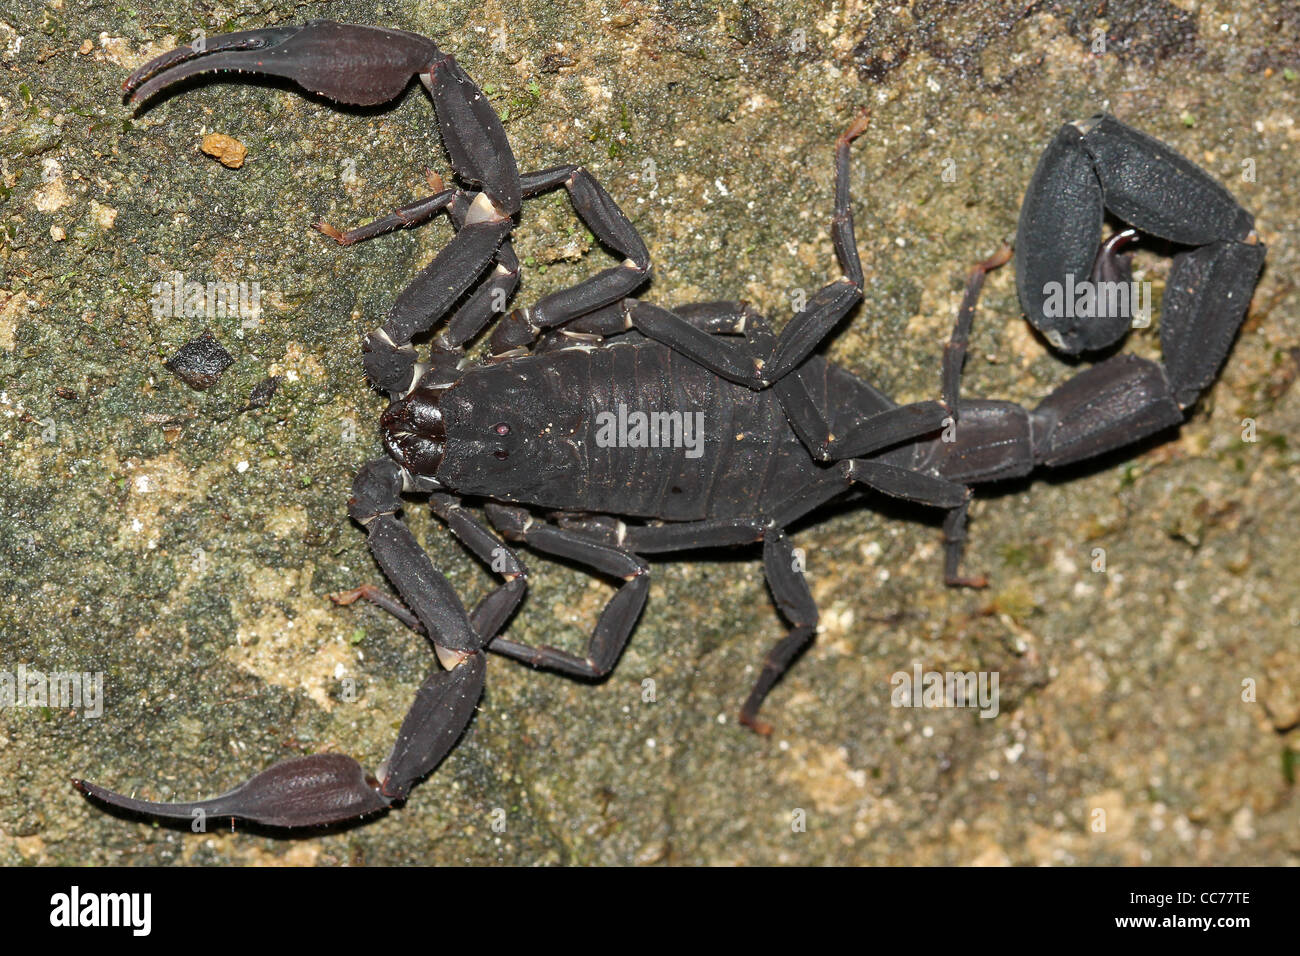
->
xmin=74 ymin=20 xmax=1265 ymax=830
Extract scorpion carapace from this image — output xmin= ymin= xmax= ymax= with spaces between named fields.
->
xmin=75 ymin=19 xmax=1264 ymax=829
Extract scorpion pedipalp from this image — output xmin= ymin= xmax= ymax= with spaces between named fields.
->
xmin=122 ymin=20 xmax=441 ymax=108
xmin=73 ymin=753 xmax=392 ymax=829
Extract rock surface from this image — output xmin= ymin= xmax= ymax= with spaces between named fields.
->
xmin=1 ymin=0 xmax=1297 ymax=864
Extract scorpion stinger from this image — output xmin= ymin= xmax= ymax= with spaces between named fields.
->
xmin=1016 ymin=113 xmax=1264 ymax=364
xmin=838 ymin=114 xmax=1265 ymax=590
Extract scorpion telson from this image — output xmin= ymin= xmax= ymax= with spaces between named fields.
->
xmin=74 ymin=20 xmax=1264 ymax=830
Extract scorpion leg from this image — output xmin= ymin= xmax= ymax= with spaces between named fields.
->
xmin=918 ymin=249 xmax=1023 ymax=587
xmin=427 ymin=189 xmax=525 ymax=351
xmin=316 ymin=183 xmax=457 ymax=246
xmin=942 ymin=245 xmax=1014 ymax=411
xmin=666 ymin=300 xmax=753 ymax=334
xmin=626 ymin=299 xmax=768 ymax=386
xmin=333 ymin=573 xmax=518 ymax=643
xmin=363 ymin=42 xmax=524 ymax=394
xmin=940 ymin=497 xmax=987 ymax=589
xmin=837 ymin=246 xmax=992 ymax=591
xmin=763 ymin=279 xmax=862 ymax=384
xmin=559 ymin=472 xmax=848 ymax=554
xmin=488 ymin=165 xmax=652 ymax=353
xmin=567 ymin=298 xmax=752 ymax=338
xmin=841 ymin=458 xmax=969 ymax=510
xmin=528 ymin=297 xmax=756 ymax=376
xmin=620 ymin=120 xmax=943 ymax=457
xmin=761 ymin=113 xmax=873 ymax=382
xmin=831 ymin=112 xmax=869 ymax=289
xmin=546 ymin=299 xmax=632 ymax=339
xmin=764 ymin=113 xmax=954 ymax=454
xmin=529 ymin=298 xmax=753 ymax=354
xmin=844 ymin=455 xmax=988 ymax=587
xmin=556 ymin=475 xmax=850 ymax=732
xmin=618 ymin=111 xmax=873 ymax=391
xmin=484 ymin=505 xmax=649 ymax=679
xmin=844 ymin=456 xmax=983 ymax=583
xmin=623 ymin=299 xmax=949 ymax=455
xmin=556 ymin=514 xmax=767 ymax=551
xmin=739 ymin=530 xmax=821 ymax=735
xmin=345 ymin=183 xmax=523 ymax=368
xmin=840 ymin=458 xmax=985 ymax=587
xmin=317 ymin=167 xmax=522 ymax=357
xmin=483 ymin=506 xmax=820 ymax=732
xmin=532 ymin=517 xmax=823 ymax=734
xmin=330 ymin=582 xmax=425 ymax=633
xmin=528 ymin=301 xmax=633 ymax=353
xmin=775 ymin=362 xmax=949 ymax=461
xmin=518 ymin=165 xmax=653 ymax=319
xmin=760 ymin=301 xmax=948 ymax=459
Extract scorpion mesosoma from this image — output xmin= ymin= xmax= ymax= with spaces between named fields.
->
xmin=75 ymin=20 xmax=1264 ymax=829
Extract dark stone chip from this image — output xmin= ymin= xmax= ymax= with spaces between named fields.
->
xmin=245 ymin=375 xmax=282 ymax=410
xmin=165 ymin=331 xmax=234 ymax=390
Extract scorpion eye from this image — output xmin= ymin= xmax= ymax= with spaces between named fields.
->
xmin=494 ymin=423 xmax=510 ymax=436
xmin=493 ymin=449 xmax=509 ymax=460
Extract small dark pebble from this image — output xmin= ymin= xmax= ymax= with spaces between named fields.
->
xmin=164 ymin=331 xmax=234 ymax=390
xmin=243 ymin=375 xmax=282 ymax=410
xmin=540 ymin=53 xmax=574 ymax=72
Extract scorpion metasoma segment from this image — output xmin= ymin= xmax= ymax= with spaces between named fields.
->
xmin=75 ymin=20 xmax=1264 ymax=830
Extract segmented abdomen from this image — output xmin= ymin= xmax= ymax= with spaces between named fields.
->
xmin=437 ymin=342 xmax=824 ymax=520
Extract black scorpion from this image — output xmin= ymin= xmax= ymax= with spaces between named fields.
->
xmin=74 ymin=21 xmax=1265 ymax=829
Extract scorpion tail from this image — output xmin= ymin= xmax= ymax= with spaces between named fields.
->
xmin=123 ymin=20 xmax=441 ymax=108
